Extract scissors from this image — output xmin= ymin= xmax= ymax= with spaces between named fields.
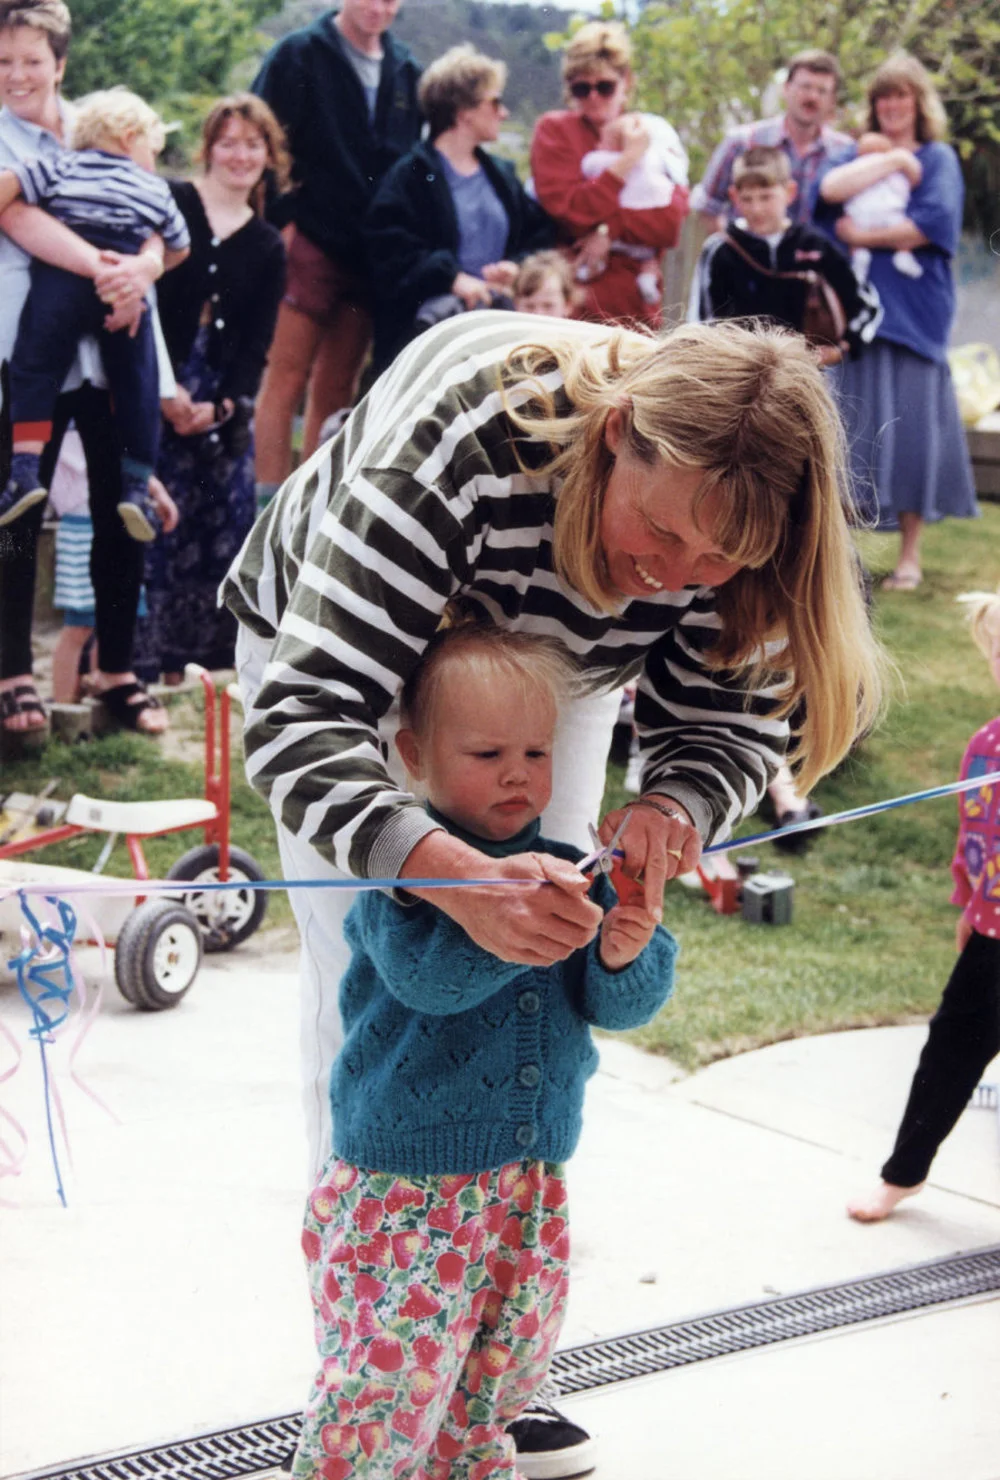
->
xmin=577 ymin=816 xmax=646 ymax=907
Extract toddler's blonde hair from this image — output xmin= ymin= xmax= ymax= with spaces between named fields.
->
xmin=72 ymin=87 xmax=165 ymax=155
xmin=400 ymin=622 xmax=577 ymax=740
xmin=957 ymin=586 xmax=1000 ymax=659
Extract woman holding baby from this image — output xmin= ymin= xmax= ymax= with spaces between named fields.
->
xmin=530 ymin=20 xmax=689 ymax=327
xmin=818 ymin=52 xmax=977 ymax=591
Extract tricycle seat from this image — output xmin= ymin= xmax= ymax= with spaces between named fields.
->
xmin=65 ymin=794 xmax=217 ymax=836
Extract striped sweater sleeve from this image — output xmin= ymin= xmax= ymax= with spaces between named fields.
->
xmin=222 ymin=312 xmax=788 ymax=877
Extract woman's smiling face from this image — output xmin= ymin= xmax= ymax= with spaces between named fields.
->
xmin=0 ymin=25 xmax=64 ymax=127
xmin=599 ymin=411 xmax=744 ymax=597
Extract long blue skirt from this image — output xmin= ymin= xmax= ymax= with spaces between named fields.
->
xmin=134 ymin=326 xmax=255 ymax=680
xmin=831 ymin=338 xmax=978 ymax=530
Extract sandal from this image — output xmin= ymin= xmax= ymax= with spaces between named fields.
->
xmin=0 ymin=682 xmax=49 ymax=734
xmin=97 ymin=680 xmax=166 ymax=734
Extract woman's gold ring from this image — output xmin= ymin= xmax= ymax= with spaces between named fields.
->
xmin=666 ymin=848 xmax=683 ymax=860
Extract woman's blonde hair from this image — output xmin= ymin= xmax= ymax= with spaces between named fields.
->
xmin=418 ymin=44 xmax=507 ymax=140
xmin=866 ymin=52 xmax=948 ymax=143
xmin=501 ymin=319 xmax=887 ymax=792
xmin=562 ymin=20 xmax=632 ymax=89
xmin=72 ymin=87 xmax=165 ymax=155
xmin=200 ymin=92 xmax=291 ymax=217
xmin=957 ymin=586 xmax=1000 ymax=660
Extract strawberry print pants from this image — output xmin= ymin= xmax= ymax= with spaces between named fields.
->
xmin=292 ymin=1158 xmax=571 ymax=1480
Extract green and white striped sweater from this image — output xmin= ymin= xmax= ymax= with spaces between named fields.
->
xmin=222 ymin=312 xmax=787 ymax=879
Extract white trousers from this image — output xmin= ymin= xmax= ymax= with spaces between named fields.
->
xmin=235 ymin=627 xmax=621 ymax=1183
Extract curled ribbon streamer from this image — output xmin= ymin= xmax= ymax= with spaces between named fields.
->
xmin=7 ymin=892 xmax=82 ymax=1206
xmin=62 ymin=897 xmax=119 ymax=1129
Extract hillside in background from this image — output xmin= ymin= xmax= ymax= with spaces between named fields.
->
xmin=259 ymin=0 xmax=562 ymax=120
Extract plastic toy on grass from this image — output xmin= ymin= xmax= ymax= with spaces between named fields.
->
xmin=0 ymin=667 xmax=267 ymax=1010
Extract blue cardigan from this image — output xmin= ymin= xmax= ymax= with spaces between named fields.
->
xmin=330 ymin=813 xmax=677 ymax=1175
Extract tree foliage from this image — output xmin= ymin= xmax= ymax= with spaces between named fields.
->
xmin=67 ymin=2 xmax=269 ymax=101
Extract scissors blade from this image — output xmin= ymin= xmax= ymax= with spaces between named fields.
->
xmin=577 ymin=814 xmax=630 ymax=875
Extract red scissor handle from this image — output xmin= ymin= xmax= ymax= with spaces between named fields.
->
xmin=609 ymin=857 xmax=646 ymax=908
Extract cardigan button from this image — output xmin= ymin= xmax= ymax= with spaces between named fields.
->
xmin=208 ymin=263 xmax=218 ymax=274
xmin=215 ymin=318 xmax=225 ymax=330
xmin=515 ymin=1123 xmax=536 ymax=1148
xmin=518 ymin=1064 xmax=541 ymax=1088
xmin=517 ymin=990 xmax=540 ymax=1015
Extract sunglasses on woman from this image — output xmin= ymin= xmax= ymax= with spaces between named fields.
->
xmin=570 ymin=79 xmax=619 ymax=99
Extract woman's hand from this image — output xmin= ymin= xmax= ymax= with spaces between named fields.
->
xmin=401 ymin=831 xmax=602 ymax=966
xmin=575 ymin=226 xmax=611 ymax=281
xmin=482 ymin=260 xmax=519 ymax=291
xmin=599 ymin=795 xmax=702 ymax=918
xmin=162 ymin=387 xmax=216 ymax=436
xmin=609 ymin=114 xmax=651 ymax=179
xmin=834 ymin=217 xmax=865 ymax=247
xmin=94 ymin=247 xmax=162 ymax=308
xmin=452 ymin=270 xmax=493 ymax=309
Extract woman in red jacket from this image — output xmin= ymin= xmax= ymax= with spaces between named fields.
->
xmin=530 ymin=21 xmax=688 ymax=326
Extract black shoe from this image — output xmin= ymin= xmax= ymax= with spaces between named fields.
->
xmin=117 ymin=472 xmax=160 ymax=542
xmin=771 ymin=799 xmax=823 ymax=854
xmin=506 ymin=1399 xmax=597 ymax=1479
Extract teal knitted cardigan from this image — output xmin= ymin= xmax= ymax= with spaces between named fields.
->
xmin=330 ymin=811 xmax=678 ymax=1176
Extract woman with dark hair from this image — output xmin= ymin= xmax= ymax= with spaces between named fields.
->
xmin=363 ymin=44 xmax=554 ymax=371
xmin=818 ymin=53 xmax=978 ymax=592
xmin=135 ymin=94 xmax=287 ymax=682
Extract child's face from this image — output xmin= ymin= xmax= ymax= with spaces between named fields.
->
xmin=398 ymin=668 xmax=556 ymax=841
xmin=731 ymin=181 xmax=796 ymax=236
xmin=514 ymin=274 xmax=570 ymax=317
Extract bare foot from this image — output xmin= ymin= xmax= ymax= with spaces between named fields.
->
xmin=847 ymin=1180 xmax=925 ymax=1222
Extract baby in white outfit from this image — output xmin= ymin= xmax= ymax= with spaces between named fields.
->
xmin=581 ymin=114 xmax=689 ymax=304
xmin=843 ymin=132 xmax=923 ymax=282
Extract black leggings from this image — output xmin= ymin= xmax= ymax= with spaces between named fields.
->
xmin=881 ymin=930 xmax=1000 ymax=1187
xmin=0 ymin=383 xmax=143 ymax=679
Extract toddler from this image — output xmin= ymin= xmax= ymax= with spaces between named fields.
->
xmin=848 ymin=588 xmax=1000 ymax=1222
xmin=580 ymin=113 xmax=688 ymax=305
xmin=842 ymin=131 xmax=923 ymax=283
xmin=512 ymin=250 xmax=575 ymax=317
xmin=0 ymin=86 xmax=189 ymax=541
xmin=291 ymin=623 xmax=677 ymax=1479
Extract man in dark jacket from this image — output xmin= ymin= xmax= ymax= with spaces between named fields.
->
xmin=251 ymin=0 xmax=421 ymax=499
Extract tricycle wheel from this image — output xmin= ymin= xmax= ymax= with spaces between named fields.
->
xmin=166 ymin=844 xmax=268 ymax=952
xmin=115 ymin=900 xmax=202 ymax=1010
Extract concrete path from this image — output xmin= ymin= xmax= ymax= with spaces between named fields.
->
xmin=1 ymin=940 xmax=998 ymax=1480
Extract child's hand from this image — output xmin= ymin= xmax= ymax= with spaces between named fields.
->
xmin=148 ymin=475 xmax=179 ymax=533
xmin=956 ymin=914 xmax=974 ymax=953
xmin=599 ymin=901 xmax=658 ymax=971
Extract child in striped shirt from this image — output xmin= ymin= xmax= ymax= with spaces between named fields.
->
xmin=0 ymin=86 xmax=189 ymax=541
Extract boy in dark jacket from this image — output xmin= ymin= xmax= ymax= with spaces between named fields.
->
xmin=251 ymin=1 xmax=421 ymax=497
xmin=689 ymin=145 xmax=882 ymax=363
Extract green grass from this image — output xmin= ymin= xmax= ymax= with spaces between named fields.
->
xmin=601 ymin=504 xmax=1000 ymax=1069
xmin=3 ymin=505 xmax=999 ymax=1066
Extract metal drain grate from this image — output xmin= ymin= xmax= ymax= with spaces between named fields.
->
xmin=18 ymin=1245 xmax=1000 ymax=1480
xmin=548 ymin=1242 xmax=1000 ymax=1395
